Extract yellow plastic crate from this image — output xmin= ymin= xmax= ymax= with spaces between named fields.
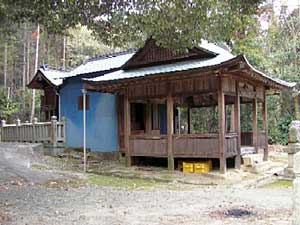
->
xmin=182 ymin=162 xmax=194 ymax=173
xmin=194 ymin=160 xmax=212 ymax=174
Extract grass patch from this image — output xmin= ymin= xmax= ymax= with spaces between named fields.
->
xmin=40 ymin=178 xmax=86 ymax=189
xmin=269 ymin=155 xmax=288 ymax=164
xmin=31 ymin=164 xmax=52 ymax=171
xmin=263 ymin=179 xmax=292 ymax=188
xmin=87 ymin=174 xmax=165 ymax=189
xmin=159 ymin=173 xmax=174 ymax=180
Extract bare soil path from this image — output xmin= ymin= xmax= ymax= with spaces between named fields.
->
xmin=0 ymin=143 xmax=293 ymax=225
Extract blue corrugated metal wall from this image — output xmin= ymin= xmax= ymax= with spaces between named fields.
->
xmin=59 ymin=78 xmax=118 ymax=152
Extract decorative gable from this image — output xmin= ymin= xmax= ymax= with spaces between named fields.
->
xmin=123 ymin=38 xmax=217 ymax=70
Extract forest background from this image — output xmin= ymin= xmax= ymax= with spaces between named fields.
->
xmin=0 ymin=0 xmax=299 ymax=145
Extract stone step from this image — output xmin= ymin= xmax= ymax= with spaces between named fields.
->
xmin=242 ymin=153 xmax=263 ymax=167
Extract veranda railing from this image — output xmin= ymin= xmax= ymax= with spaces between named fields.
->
xmin=0 ymin=116 xmax=66 ymax=146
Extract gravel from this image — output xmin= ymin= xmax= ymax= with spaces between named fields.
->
xmin=0 ymin=143 xmax=294 ymax=225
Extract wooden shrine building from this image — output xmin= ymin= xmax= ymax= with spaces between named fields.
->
xmin=28 ymin=65 xmax=67 ymax=121
xmin=85 ymin=39 xmax=295 ymax=173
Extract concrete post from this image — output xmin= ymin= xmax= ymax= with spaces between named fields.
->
xmin=1 ymin=120 xmax=6 ymax=142
xmin=16 ymin=118 xmax=21 ymax=142
xmin=51 ymin=116 xmax=58 ymax=147
xmin=32 ymin=117 xmax=38 ymax=142
xmin=284 ymin=121 xmax=300 ymax=177
xmin=293 ymin=152 xmax=300 ymax=225
xmin=61 ymin=117 xmax=66 ymax=143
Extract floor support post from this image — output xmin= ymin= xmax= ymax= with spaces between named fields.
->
xmin=218 ymin=77 xmax=226 ymax=174
xmin=167 ymin=93 xmax=174 ymax=171
xmin=262 ymin=91 xmax=268 ymax=161
xmin=124 ymin=93 xmax=131 ymax=167
xmin=252 ymin=96 xmax=258 ymax=153
xmin=234 ymin=81 xmax=241 ymax=169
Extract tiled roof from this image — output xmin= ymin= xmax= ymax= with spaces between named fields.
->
xmin=38 ymin=66 xmax=68 ymax=86
xmin=65 ymin=49 xmax=136 ymax=78
xmin=31 ymin=49 xmax=137 ymax=87
xmin=87 ymin=41 xmax=236 ymax=82
xmin=86 ymin=41 xmax=296 ymax=89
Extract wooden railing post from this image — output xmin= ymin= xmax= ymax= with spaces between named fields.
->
xmin=16 ymin=118 xmax=21 ymax=142
xmin=1 ymin=120 xmax=6 ymax=142
xmin=51 ymin=116 xmax=58 ymax=147
xmin=24 ymin=121 xmax=29 ymax=142
xmin=32 ymin=117 xmax=38 ymax=142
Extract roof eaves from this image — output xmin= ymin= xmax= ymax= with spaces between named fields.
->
xmin=27 ymin=69 xmax=58 ymax=89
xmin=242 ymin=55 xmax=296 ymax=90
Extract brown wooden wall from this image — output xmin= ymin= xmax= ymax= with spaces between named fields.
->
xmin=127 ymin=75 xmax=219 ymax=99
xmin=41 ymin=86 xmax=58 ymax=121
xmin=129 ymin=133 xmax=238 ymax=159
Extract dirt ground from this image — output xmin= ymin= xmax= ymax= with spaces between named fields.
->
xmin=0 ymin=143 xmax=294 ymax=225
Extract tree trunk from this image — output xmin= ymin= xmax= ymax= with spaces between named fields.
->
xmin=4 ymin=42 xmax=7 ymax=88
xmin=62 ymin=35 xmax=66 ymax=69
xmin=22 ymin=23 xmax=27 ymax=91
xmin=30 ymin=23 xmax=40 ymax=122
xmin=26 ymin=38 xmax=30 ymax=84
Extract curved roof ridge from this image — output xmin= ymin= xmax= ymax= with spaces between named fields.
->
xmin=84 ymin=48 xmax=138 ymax=63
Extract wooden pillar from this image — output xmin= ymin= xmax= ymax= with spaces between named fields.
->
xmin=124 ymin=94 xmax=131 ymax=167
xmin=252 ymin=97 xmax=258 ymax=153
xmin=167 ymin=93 xmax=174 ymax=171
xmin=262 ymin=92 xmax=268 ymax=161
xmin=218 ymin=77 xmax=226 ymax=174
xmin=187 ymin=108 xmax=192 ymax=134
xmin=145 ymin=102 xmax=152 ymax=134
xmin=234 ymin=81 xmax=241 ymax=169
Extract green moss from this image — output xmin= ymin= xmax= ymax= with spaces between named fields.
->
xmin=87 ymin=174 xmax=165 ymax=190
xmin=40 ymin=178 xmax=86 ymax=189
xmin=31 ymin=164 xmax=52 ymax=171
xmin=263 ymin=180 xmax=292 ymax=188
xmin=160 ymin=174 xmax=173 ymax=180
xmin=269 ymin=155 xmax=288 ymax=164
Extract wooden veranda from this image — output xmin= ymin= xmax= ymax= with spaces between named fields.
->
xmin=85 ymin=39 xmax=294 ymax=173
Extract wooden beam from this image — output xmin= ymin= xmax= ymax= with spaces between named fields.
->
xmin=167 ymin=92 xmax=174 ymax=171
xmin=234 ymin=81 xmax=241 ymax=169
xmin=252 ymin=96 xmax=258 ymax=153
xmin=124 ymin=93 xmax=131 ymax=167
xmin=262 ymin=91 xmax=268 ymax=161
xmin=218 ymin=77 xmax=226 ymax=174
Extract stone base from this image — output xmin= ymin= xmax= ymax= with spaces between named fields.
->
xmin=43 ymin=144 xmax=65 ymax=156
xmin=242 ymin=161 xmax=273 ymax=174
xmin=242 ymin=154 xmax=263 ymax=167
xmin=284 ymin=167 xmax=295 ymax=179
xmin=293 ymin=177 xmax=300 ymax=225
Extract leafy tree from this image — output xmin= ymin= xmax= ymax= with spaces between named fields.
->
xmin=67 ymin=26 xmax=115 ymax=67
xmin=1 ymin=0 xmax=263 ymax=50
xmin=0 ymin=88 xmax=20 ymax=122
